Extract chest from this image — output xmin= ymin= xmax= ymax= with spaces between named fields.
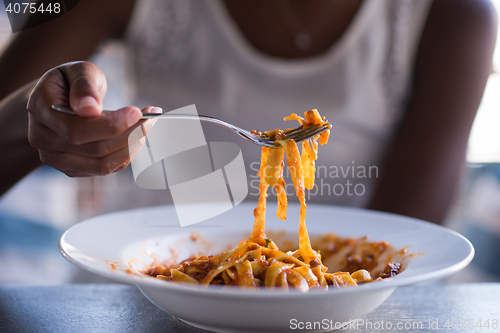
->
xmin=221 ymin=0 xmax=364 ymax=59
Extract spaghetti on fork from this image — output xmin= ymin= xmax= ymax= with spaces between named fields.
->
xmin=146 ymin=109 xmax=400 ymax=291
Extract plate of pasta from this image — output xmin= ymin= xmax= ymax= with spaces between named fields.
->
xmin=59 ymin=110 xmax=474 ymax=332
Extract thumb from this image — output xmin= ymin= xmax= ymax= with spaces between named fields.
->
xmin=59 ymin=61 xmax=107 ymax=117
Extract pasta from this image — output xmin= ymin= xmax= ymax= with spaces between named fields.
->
xmin=145 ymin=109 xmax=402 ymax=290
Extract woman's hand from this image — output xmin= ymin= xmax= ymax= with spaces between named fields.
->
xmin=27 ymin=61 xmax=158 ymax=177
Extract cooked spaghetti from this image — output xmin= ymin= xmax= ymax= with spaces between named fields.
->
xmin=146 ymin=110 xmax=402 ymax=290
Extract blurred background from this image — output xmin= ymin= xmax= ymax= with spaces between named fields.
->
xmin=0 ymin=1 xmax=499 ymax=284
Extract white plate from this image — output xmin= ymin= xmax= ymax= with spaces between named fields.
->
xmin=59 ymin=203 xmax=473 ymax=333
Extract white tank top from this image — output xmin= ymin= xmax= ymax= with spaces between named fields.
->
xmin=123 ymin=0 xmax=432 ymax=207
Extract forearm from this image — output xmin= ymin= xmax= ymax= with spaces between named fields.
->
xmin=0 ymin=81 xmax=42 ymax=196
xmin=367 ymin=0 xmax=497 ymax=224
xmin=367 ymin=121 xmax=467 ymax=225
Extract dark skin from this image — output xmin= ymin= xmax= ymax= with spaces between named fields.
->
xmin=368 ymin=0 xmax=497 ymax=223
xmin=0 ymin=0 xmax=496 ymax=224
xmin=0 ymin=0 xmax=154 ymax=185
xmin=222 ymin=0 xmax=364 ymax=58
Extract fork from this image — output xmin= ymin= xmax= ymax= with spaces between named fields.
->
xmin=51 ymin=105 xmax=331 ymax=148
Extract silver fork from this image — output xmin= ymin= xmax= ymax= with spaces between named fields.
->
xmin=51 ymin=105 xmax=331 ymax=148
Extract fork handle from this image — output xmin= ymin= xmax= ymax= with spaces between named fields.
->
xmin=51 ymin=104 xmax=218 ymax=121
xmin=52 ymin=105 xmax=164 ymax=119
xmin=51 ymin=104 xmax=264 ymax=145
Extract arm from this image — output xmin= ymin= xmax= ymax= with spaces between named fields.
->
xmin=0 ymin=0 xmax=137 ymax=196
xmin=0 ymin=81 xmax=41 ymax=195
xmin=368 ymin=0 xmax=497 ymax=224
xmin=0 ymin=0 xmax=135 ymax=99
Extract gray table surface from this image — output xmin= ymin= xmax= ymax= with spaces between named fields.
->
xmin=0 ymin=283 xmax=499 ymax=333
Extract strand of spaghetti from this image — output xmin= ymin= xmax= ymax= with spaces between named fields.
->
xmin=290 ymin=109 xmax=330 ymax=145
xmin=247 ymin=237 xmax=279 ymax=250
xmin=239 ymin=248 xmax=263 ymax=261
xmin=185 ymin=265 xmax=208 ymax=277
xmin=264 ymin=147 xmax=284 ymax=186
xmin=237 ymin=247 xmax=263 ymax=263
xmin=201 ymin=260 xmax=241 ymax=284
xmin=216 ymin=242 xmax=260 ymax=263
xmin=270 ymin=254 xmax=307 ymax=267
xmin=274 ymin=185 xmax=288 ymax=220
xmin=301 ymin=138 xmax=318 ymax=190
xmin=234 ymin=260 xmax=255 ymax=287
xmin=264 ymin=261 xmax=293 ymax=287
xmin=310 ymin=260 xmax=327 ymax=286
xmin=283 ymin=113 xmax=305 ymax=125
xmin=325 ymin=272 xmax=358 ymax=287
xmin=303 ymin=109 xmax=324 ymax=125
xmin=170 ymin=270 xmax=199 ymax=283
xmin=276 ymin=271 xmax=289 ymax=288
xmin=251 ymin=147 xmax=270 ymax=239
xmin=225 ymin=267 xmax=237 ymax=280
xmin=261 ymin=247 xmax=284 ymax=258
xmin=221 ymin=270 xmax=232 ymax=284
xmin=203 ymin=246 xmax=263 ymax=285
xmin=264 ymin=146 xmax=288 ymax=220
xmin=251 ymin=260 xmax=268 ymax=277
xmin=286 ymin=269 xmax=309 ymax=292
xmin=282 ymin=139 xmax=318 ymax=266
xmin=293 ymin=265 xmax=319 ymax=288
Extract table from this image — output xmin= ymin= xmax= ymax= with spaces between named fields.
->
xmin=0 ymin=283 xmax=499 ymax=332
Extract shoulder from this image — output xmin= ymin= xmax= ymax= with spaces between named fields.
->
xmin=425 ymin=0 xmax=497 ymax=38
xmin=416 ymin=0 xmax=497 ymax=71
xmin=81 ymin=0 xmax=136 ymax=38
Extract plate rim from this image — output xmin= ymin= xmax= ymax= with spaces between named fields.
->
xmin=59 ymin=203 xmax=475 ymax=298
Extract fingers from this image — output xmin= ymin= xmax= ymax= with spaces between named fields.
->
xmin=27 ymin=64 xmax=141 ymax=144
xmin=26 ymin=61 xmax=163 ymax=177
xmin=29 ymin=116 xmax=156 ymax=158
xmin=28 ymin=62 xmax=146 ymax=144
xmin=28 ymin=105 xmax=159 ymax=177
xmin=39 ymin=105 xmax=144 ymax=144
xmin=35 ymin=118 xmax=152 ymax=177
xmin=60 ymin=61 xmax=107 ymax=117
xmin=28 ymin=61 xmax=108 ymax=117
xmin=142 ymin=105 xmax=163 ymax=114
xmin=38 ymin=141 xmax=146 ymax=178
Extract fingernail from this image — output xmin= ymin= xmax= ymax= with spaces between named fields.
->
xmin=149 ymin=118 xmax=158 ymax=126
xmin=114 ymin=164 xmax=128 ymax=172
xmin=151 ymin=107 xmax=163 ymax=114
xmin=127 ymin=109 xmax=142 ymax=126
xmin=76 ymin=96 xmax=99 ymax=110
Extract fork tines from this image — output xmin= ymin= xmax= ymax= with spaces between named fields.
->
xmin=285 ymin=123 xmax=330 ymax=142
